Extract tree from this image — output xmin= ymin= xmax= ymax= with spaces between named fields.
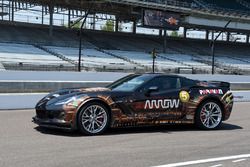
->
xmin=170 ymin=31 xmax=178 ymax=37
xmin=101 ymin=20 xmax=114 ymax=32
xmin=71 ymin=21 xmax=82 ymax=29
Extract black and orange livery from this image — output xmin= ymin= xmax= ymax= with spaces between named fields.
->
xmin=33 ymin=73 xmax=233 ymax=135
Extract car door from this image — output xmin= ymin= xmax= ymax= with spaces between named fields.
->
xmin=127 ymin=76 xmax=183 ymax=121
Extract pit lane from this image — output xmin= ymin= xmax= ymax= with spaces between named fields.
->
xmin=0 ymin=102 xmax=249 ymax=167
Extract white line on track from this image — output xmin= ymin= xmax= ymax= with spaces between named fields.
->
xmin=152 ymin=154 xmax=250 ymax=167
xmin=232 ymin=159 xmax=246 ymax=163
xmin=209 ymin=164 xmax=222 ymax=167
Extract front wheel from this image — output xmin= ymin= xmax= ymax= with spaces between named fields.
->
xmin=195 ymin=101 xmax=223 ymax=130
xmin=78 ymin=102 xmax=110 ymax=135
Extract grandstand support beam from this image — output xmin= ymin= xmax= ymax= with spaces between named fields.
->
xmin=163 ymin=29 xmax=167 ymax=53
xmin=49 ymin=4 xmax=54 ymax=37
xmin=11 ymin=0 xmax=14 ymax=21
xmin=152 ymin=48 xmax=157 ymax=73
xmin=211 ymin=31 xmax=214 ymax=40
xmin=132 ymin=20 xmax=136 ymax=34
xmin=92 ymin=13 xmax=96 ymax=30
xmin=211 ymin=20 xmax=231 ymax=75
xmin=205 ymin=30 xmax=209 ymax=40
xmin=211 ymin=42 xmax=215 ymax=74
xmin=227 ymin=32 xmax=230 ymax=42
xmin=78 ymin=8 xmax=92 ymax=72
xmin=246 ymin=34 xmax=250 ymax=44
xmin=68 ymin=9 xmax=71 ymax=28
xmin=41 ymin=6 xmax=44 ymax=25
xmin=183 ymin=27 xmax=187 ymax=38
xmin=115 ymin=17 xmax=119 ymax=32
xmin=8 ymin=0 xmax=10 ymax=21
xmin=1 ymin=0 xmax=3 ymax=20
xmin=159 ymin=29 xmax=162 ymax=36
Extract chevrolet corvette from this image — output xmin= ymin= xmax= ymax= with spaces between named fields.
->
xmin=33 ymin=73 xmax=234 ymax=135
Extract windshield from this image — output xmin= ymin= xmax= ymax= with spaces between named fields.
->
xmin=107 ymin=74 xmax=152 ymax=92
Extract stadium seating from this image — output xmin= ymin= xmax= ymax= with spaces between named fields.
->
xmin=138 ymin=0 xmax=250 ymax=15
xmin=83 ymin=32 xmax=178 ymax=53
xmin=0 ymin=24 xmax=95 ymax=48
xmin=0 ymin=43 xmax=74 ymax=71
xmin=173 ymin=40 xmax=250 ymax=72
xmin=140 ymin=0 xmax=194 ymax=8
xmin=160 ymin=53 xmax=211 ymax=70
xmin=108 ymin=50 xmax=188 ymax=69
xmin=0 ymin=24 xmax=250 ymax=74
xmin=0 ymin=62 xmax=5 ymax=71
xmin=215 ymin=56 xmax=250 ymax=70
xmin=44 ymin=46 xmax=138 ymax=71
xmin=201 ymin=0 xmax=249 ymax=11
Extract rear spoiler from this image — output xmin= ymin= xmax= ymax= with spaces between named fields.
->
xmin=206 ymin=81 xmax=230 ymax=89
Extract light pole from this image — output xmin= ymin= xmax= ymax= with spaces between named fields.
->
xmin=211 ymin=20 xmax=231 ymax=74
xmin=152 ymin=48 xmax=157 ymax=73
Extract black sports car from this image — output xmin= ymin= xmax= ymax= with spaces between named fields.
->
xmin=33 ymin=73 xmax=233 ymax=135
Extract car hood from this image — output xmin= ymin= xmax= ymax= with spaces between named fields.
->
xmin=36 ymin=87 xmax=111 ymax=107
xmin=52 ymin=87 xmax=111 ymax=97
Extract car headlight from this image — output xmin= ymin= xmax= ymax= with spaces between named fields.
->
xmin=55 ymin=97 xmax=77 ymax=106
xmin=54 ymin=94 xmax=87 ymax=107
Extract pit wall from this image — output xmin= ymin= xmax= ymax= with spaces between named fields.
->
xmin=0 ymin=71 xmax=249 ymax=109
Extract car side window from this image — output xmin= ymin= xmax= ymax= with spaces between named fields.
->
xmin=140 ymin=76 xmax=179 ymax=92
xmin=181 ymin=78 xmax=197 ymax=87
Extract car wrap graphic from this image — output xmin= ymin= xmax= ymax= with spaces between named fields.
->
xmin=33 ymin=74 xmax=234 ymax=133
xmin=199 ymin=89 xmax=223 ymax=95
xmin=179 ymin=91 xmax=190 ymax=102
xmin=144 ymin=99 xmax=180 ymax=109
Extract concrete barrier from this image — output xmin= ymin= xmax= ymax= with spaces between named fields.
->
xmin=0 ymin=80 xmax=249 ymax=93
xmin=231 ymin=91 xmax=250 ymax=102
xmin=230 ymin=82 xmax=250 ymax=90
xmin=0 ymin=71 xmax=249 ymax=109
xmin=0 ymin=71 xmax=126 ymax=93
xmin=0 ymin=81 xmax=112 ymax=93
xmin=0 ymin=93 xmax=47 ymax=110
xmin=0 ymin=71 xmax=250 ymax=93
xmin=0 ymin=91 xmax=249 ymax=110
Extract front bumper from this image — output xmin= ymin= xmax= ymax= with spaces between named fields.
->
xmin=32 ymin=116 xmax=73 ymax=130
xmin=33 ymin=106 xmax=77 ymax=130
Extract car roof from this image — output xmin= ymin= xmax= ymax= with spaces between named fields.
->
xmin=135 ymin=73 xmax=185 ymax=79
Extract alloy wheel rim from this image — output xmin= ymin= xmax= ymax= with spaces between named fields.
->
xmin=81 ymin=105 xmax=107 ymax=134
xmin=200 ymin=102 xmax=222 ymax=129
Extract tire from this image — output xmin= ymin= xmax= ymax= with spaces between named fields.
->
xmin=195 ymin=100 xmax=223 ymax=130
xmin=78 ymin=102 xmax=110 ymax=135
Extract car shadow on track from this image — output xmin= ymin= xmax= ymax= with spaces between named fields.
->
xmin=34 ymin=122 xmax=242 ymax=137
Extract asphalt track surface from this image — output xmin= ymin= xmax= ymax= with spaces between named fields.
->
xmin=0 ymin=103 xmax=249 ymax=167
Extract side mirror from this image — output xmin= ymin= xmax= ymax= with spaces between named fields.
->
xmin=145 ymin=86 xmax=158 ymax=96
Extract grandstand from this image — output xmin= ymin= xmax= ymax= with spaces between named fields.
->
xmin=0 ymin=42 xmax=75 ymax=71
xmin=45 ymin=46 xmax=138 ymax=71
xmin=0 ymin=0 xmax=250 ymax=74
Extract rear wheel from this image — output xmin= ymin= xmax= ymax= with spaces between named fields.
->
xmin=78 ymin=102 xmax=110 ymax=135
xmin=195 ymin=101 xmax=223 ymax=130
